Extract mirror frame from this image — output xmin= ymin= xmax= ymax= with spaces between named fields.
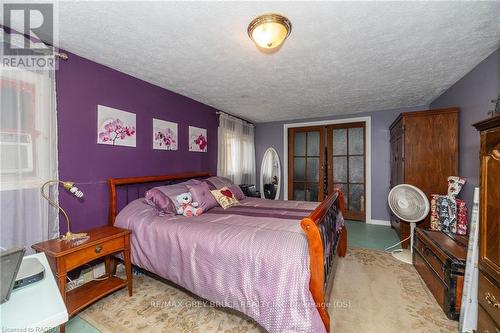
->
xmin=260 ymin=147 xmax=281 ymax=200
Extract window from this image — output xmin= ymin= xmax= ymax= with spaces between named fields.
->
xmin=0 ymin=69 xmax=56 ymax=189
xmin=0 ymin=66 xmax=59 ymax=251
xmin=217 ymin=113 xmax=256 ymax=185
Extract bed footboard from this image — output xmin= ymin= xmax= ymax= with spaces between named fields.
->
xmin=300 ymin=190 xmax=346 ymax=333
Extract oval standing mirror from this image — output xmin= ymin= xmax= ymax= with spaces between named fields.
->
xmin=260 ymin=148 xmax=281 ymax=200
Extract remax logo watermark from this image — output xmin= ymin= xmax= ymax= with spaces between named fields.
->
xmin=1 ymin=2 xmax=58 ymax=70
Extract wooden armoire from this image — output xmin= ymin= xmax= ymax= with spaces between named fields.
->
xmin=389 ymin=108 xmax=459 ymax=248
xmin=474 ymin=115 xmax=500 ymax=331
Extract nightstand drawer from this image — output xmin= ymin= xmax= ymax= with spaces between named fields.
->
xmin=64 ymin=237 xmax=125 ymax=271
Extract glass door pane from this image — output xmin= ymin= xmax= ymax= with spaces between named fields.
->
xmin=288 ymin=127 xmax=324 ymax=202
xmin=328 ymin=123 xmax=366 ymax=221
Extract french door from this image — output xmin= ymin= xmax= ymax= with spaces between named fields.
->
xmin=288 ymin=122 xmax=366 ymax=222
xmin=288 ymin=126 xmax=325 ymax=202
xmin=327 ymin=123 xmax=366 ymax=221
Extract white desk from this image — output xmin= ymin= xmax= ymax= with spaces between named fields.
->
xmin=0 ymin=252 xmax=68 ymax=332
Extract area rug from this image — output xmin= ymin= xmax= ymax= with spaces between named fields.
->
xmin=78 ymin=273 xmax=264 ymax=333
xmin=79 ymin=248 xmax=458 ymax=332
xmin=330 ymin=248 xmax=458 ymax=333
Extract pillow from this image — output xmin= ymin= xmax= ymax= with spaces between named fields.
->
xmin=145 ymin=189 xmax=177 ymax=216
xmin=145 ymin=179 xmax=203 ymax=214
xmin=187 ymin=182 xmax=218 ymax=211
xmin=180 ymin=179 xmax=202 ymax=186
xmin=204 ymin=176 xmax=234 ymax=189
xmin=229 ymin=185 xmax=245 ymax=200
xmin=211 ymin=187 xmax=239 ymax=209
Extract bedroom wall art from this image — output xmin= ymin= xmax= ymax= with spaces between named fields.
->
xmin=153 ymin=118 xmax=178 ymax=150
xmin=97 ymin=105 xmax=136 ymax=147
xmin=56 ymin=51 xmax=217 ymax=233
xmin=189 ymin=126 xmax=208 ymax=152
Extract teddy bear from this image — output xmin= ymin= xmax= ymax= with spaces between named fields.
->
xmin=176 ymin=192 xmax=203 ymax=217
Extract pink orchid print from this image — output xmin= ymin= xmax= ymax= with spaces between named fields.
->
xmin=194 ymin=134 xmax=208 ymax=151
xmin=154 ymin=128 xmax=176 ymax=148
xmin=99 ymin=118 xmax=136 ymax=145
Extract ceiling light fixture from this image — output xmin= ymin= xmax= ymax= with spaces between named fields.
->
xmin=248 ymin=13 xmax=292 ymax=53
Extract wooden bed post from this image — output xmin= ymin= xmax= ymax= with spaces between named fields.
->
xmin=108 ymin=178 xmax=117 ymax=226
xmin=300 ymin=190 xmax=347 ymax=333
xmin=300 ymin=217 xmax=329 ymax=330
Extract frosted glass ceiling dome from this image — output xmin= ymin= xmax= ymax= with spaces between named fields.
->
xmin=248 ymin=13 xmax=292 ymax=53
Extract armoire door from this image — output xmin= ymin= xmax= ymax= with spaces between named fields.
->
xmin=327 ymin=123 xmax=366 ymax=221
xmin=474 ymin=115 xmax=500 ymax=332
xmin=390 ymin=120 xmax=404 ymax=188
xmin=288 ymin=127 xmax=325 ymax=202
xmin=477 ymin=119 xmax=500 ymax=281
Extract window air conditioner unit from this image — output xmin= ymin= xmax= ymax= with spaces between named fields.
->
xmin=0 ymin=132 xmax=34 ymax=173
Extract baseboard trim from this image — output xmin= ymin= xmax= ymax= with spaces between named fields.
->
xmin=368 ymin=219 xmax=391 ymax=226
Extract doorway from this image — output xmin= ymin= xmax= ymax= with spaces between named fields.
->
xmin=327 ymin=122 xmax=366 ymax=221
xmin=287 ymin=126 xmax=325 ymax=202
xmin=287 ymin=120 xmax=367 ymax=222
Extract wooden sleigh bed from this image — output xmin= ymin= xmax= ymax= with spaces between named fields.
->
xmin=108 ymin=172 xmax=347 ymax=333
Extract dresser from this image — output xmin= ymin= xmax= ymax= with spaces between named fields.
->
xmin=390 ymin=108 xmax=459 ymax=247
xmin=474 ymin=115 xmax=500 ymax=332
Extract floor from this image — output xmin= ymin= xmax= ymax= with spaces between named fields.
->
xmin=344 ymin=220 xmax=401 ymax=251
xmin=57 ymin=220 xmax=400 ymax=333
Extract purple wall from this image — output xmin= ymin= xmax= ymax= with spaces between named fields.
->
xmin=430 ymin=47 xmax=500 ymax=213
xmin=255 ymin=106 xmax=427 ymax=222
xmin=56 ymin=52 xmax=218 ymax=233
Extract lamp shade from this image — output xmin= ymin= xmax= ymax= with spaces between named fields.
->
xmin=248 ymin=14 xmax=291 ymax=51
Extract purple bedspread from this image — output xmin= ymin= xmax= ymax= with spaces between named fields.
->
xmin=115 ymin=197 xmax=327 ymax=333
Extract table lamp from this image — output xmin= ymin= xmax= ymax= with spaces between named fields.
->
xmin=40 ymin=180 xmax=88 ymax=242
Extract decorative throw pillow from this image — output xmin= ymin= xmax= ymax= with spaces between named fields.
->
xmin=211 ymin=187 xmax=239 ymax=209
xmin=229 ymin=185 xmax=246 ymax=200
xmin=145 ymin=189 xmax=177 ymax=216
xmin=204 ymin=176 xmax=234 ymax=190
xmin=145 ymin=179 xmax=202 ymax=215
xmin=180 ymin=179 xmax=203 ymax=186
xmin=187 ymin=182 xmax=218 ymax=211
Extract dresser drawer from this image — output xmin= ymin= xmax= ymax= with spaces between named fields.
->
xmin=414 ymin=249 xmax=446 ymax=308
xmin=478 ymin=304 xmax=500 ymax=333
xmin=414 ymin=235 xmax=445 ymax=282
xmin=479 ymin=271 xmax=500 ymax=326
xmin=64 ymin=237 xmax=125 ymax=271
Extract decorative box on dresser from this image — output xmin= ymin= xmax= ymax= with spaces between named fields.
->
xmin=474 ymin=115 xmax=500 ymax=332
xmin=389 ymin=108 xmax=459 ymax=248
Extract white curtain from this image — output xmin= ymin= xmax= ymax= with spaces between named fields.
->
xmin=0 ymin=64 xmax=59 ymax=252
xmin=217 ymin=113 xmax=256 ymax=185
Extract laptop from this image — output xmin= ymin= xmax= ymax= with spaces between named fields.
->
xmin=1 ymin=247 xmax=25 ymax=304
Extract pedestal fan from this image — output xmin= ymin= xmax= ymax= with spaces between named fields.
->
xmin=387 ymin=184 xmax=430 ymax=264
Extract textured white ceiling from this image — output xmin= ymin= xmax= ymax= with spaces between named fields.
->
xmin=6 ymin=1 xmax=500 ymax=122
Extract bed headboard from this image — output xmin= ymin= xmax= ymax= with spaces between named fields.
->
xmin=107 ymin=172 xmax=211 ymax=226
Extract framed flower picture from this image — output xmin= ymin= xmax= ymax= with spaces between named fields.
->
xmin=188 ymin=126 xmax=207 ymax=152
xmin=153 ymin=118 xmax=178 ymax=150
xmin=97 ymin=105 xmax=136 ymax=147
